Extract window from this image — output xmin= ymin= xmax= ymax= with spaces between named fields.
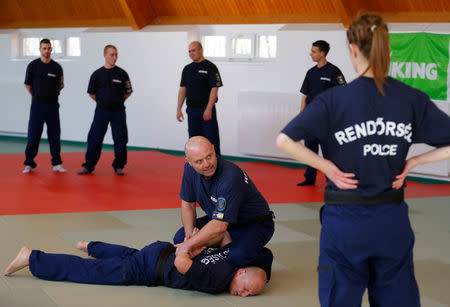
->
xmin=22 ymin=37 xmax=40 ymax=57
xmin=200 ymin=33 xmax=277 ymax=61
xmin=19 ymin=36 xmax=80 ymax=58
xmin=66 ymin=37 xmax=81 ymax=56
xmin=258 ymin=35 xmax=277 ymax=59
xmin=231 ymin=35 xmax=254 ymax=58
xmin=202 ymin=35 xmax=226 ymax=57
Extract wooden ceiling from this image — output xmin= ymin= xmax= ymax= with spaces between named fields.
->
xmin=0 ymin=0 xmax=449 ymax=30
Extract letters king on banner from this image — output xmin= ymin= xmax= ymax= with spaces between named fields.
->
xmin=389 ymin=33 xmax=450 ymax=101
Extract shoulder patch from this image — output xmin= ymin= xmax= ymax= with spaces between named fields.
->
xmin=337 ymin=75 xmax=346 ymax=85
xmin=217 ymin=197 xmax=226 ymax=212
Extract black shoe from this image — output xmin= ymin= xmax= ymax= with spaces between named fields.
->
xmin=297 ymin=180 xmax=315 ymax=186
xmin=77 ymin=167 xmax=92 ymax=175
xmin=115 ymin=168 xmax=125 ymax=175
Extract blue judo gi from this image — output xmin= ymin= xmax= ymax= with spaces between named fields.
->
xmin=175 ymin=156 xmax=274 ymax=267
xmin=24 ymin=58 xmax=64 ymax=168
xmin=28 ymin=241 xmax=273 ymax=293
xmin=282 ymin=76 xmax=450 ymax=306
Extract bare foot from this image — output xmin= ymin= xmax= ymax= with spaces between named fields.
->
xmin=76 ymin=241 xmax=89 ymax=253
xmin=4 ymin=246 xmax=31 ymax=276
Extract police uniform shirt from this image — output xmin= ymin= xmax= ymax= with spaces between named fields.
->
xmin=180 ymin=59 xmax=223 ymax=107
xmin=163 ymin=244 xmax=237 ymax=293
xmin=300 ymin=62 xmax=346 ymax=105
xmin=282 ymin=76 xmax=450 ymax=196
xmin=24 ymin=58 xmax=64 ymax=103
xmin=180 ymin=156 xmax=270 ymax=225
xmin=87 ymin=66 xmax=133 ymax=111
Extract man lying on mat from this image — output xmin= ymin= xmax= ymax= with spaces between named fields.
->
xmin=4 ymin=231 xmax=272 ymax=297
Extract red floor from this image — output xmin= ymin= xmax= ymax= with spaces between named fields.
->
xmin=1 ymin=151 xmax=449 ymax=215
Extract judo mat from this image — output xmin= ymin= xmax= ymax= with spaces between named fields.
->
xmin=0 ymin=150 xmax=449 ymax=306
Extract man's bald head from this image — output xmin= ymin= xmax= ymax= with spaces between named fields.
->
xmin=185 ymin=136 xmax=217 ymax=178
xmin=188 ymin=41 xmax=204 ymax=62
xmin=229 ymin=267 xmax=268 ymax=297
xmin=185 ymin=136 xmax=211 ymax=155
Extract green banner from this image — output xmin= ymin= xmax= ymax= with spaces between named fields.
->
xmin=389 ymin=33 xmax=449 ymax=101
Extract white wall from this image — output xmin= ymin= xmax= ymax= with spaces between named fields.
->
xmin=0 ymin=24 xmax=449 ymax=177
xmin=0 ymin=26 xmax=357 ymax=156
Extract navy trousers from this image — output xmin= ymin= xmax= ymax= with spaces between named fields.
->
xmin=173 ymin=216 xmax=274 ymax=267
xmin=303 ymin=137 xmax=328 ymax=183
xmin=318 ymin=202 xmax=420 ymax=307
xmin=83 ymin=107 xmax=128 ymax=172
xmin=186 ymin=106 xmax=221 ymax=156
xmin=24 ymin=101 xmax=62 ymax=168
xmin=29 ymin=241 xmax=171 ymax=286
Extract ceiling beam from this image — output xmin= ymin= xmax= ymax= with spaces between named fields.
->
xmin=118 ymin=0 xmax=156 ymax=30
xmin=331 ymin=0 xmax=368 ymax=27
xmin=0 ymin=18 xmax=129 ymax=29
xmin=150 ymin=14 xmax=341 ymax=26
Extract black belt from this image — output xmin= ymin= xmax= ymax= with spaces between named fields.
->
xmin=324 ymin=189 xmax=404 ymax=205
xmin=33 ymin=96 xmax=58 ymax=103
xmin=230 ymin=211 xmax=275 ymax=229
xmin=156 ymin=244 xmax=175 ymax=286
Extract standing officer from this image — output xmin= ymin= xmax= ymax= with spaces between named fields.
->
xmin=78 ymin=45 xmax=133 ymax=175
xmin=23 ymin=38 xmax=66 ymax=174
xmin=277 ymin=13 xmax=450 ymax=307
xmin=298 ymin=40 xmax=346 ymax=186
xmin=173 ymin=136 xmax=274 ymax=267
xmin=177 ymin=41 xmax=223 ymax=156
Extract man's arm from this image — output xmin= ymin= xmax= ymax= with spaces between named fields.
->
xmin=89 ymin=94 xmax=96 ymax=102
xmin=300 ymin=95 xmax=307 ymax=112
xmin=177 ymin=87 xmax=186 ymax=122
xmin=25 ymin=85 xmax=32 ymax=96
xmin=174 ymin=231 xmax=232 ymax=275
xmin=174 ymin=253 xmax=192 ymax=275
xmin=203 ymin=87 xmax=219 ymax=121
xmin=176 ymin=219 xmax=228 ymax=256
xmin=124 ymin=93 xmax=131 ymax=100
xmin=181 ymin=200 xmax=197 ymax=240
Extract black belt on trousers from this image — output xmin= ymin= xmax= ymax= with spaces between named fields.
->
xmin=156 ymin=244 xmax=175 ymax=286
xmin=324 ymin=189 xmax=404 ymax=205
xmin=229 ymin=211 xmax=275 ymax=229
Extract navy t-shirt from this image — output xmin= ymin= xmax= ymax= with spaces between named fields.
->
xmin=180 ymin=59 xmax=223 ymax=107
xmin=180 ymin=157 xmax=270 ymax=225
xmin=87 ymin=66 xmax=133 ymax=111
xmin=24 ymin=58 xmax=64 ymax=103
xmin=164 ymin=244 xmax=273 ymax=293
xmin=300 ymin=62 xmax=346 ymax=105
xmin=164 ymin=244 xmax=236 ymax=293
xmin=283 ymin=76 xmax=450 ymax=196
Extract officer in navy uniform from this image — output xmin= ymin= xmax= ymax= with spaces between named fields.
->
xmin=4 ymin=234 xmax=273 ymax=297
xmin=277 ymin=14 xmax=450 ymax=307
xmin=298 ymin=40 xmax=346 ymax=186
xmin=173 ymin=136 xmax=274 ymax=267
xmin=78 ymin=45 xmax=133 ymax=175
xmin=177 ymin=41 xmax=223 ymax=155
xmin=23 ymin=38 xmax=66 ymax=174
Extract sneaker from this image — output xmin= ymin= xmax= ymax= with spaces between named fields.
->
xmin=115 ymin=168 xmax=125 ymax=176
xmin=53 ymin=164 xmax=67 ymax=173
xmin=77 ymin=167 xmax=92 ymax=175
xmin=22 ymin=166 xmax=32 ymax=174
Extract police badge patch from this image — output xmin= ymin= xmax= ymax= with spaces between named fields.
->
xmin=337 ymin=75 xmax=345 ymax=85
xmin=217 ymin=197 xmax=226 ymax=212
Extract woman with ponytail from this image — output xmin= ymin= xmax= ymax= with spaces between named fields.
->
xmin=277 ymin=13 xmax=450 ymax=306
